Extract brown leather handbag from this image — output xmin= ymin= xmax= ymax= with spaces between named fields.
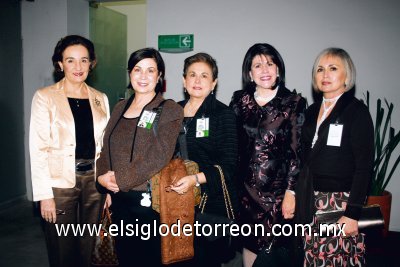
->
xmin=151 ymin=159 xmax=200 ymax=213
xmin=158 ymin=158 xmax=195 ymax=265
xmin=149 ymin=100 xmax=195 ymax=264
xmin=91 ymin=205 xmax=119 ymax=266
xmin=150 ymin=100 xmax=200 ymax=213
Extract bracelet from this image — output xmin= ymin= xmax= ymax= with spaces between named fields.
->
xmin=194 ymin=174 xmax=200 ymax=187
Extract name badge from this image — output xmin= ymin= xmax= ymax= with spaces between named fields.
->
xmin=327 ymin=124 xmax=343 ymax=147
xmin=137 ymin=110 xmax=156 ymax=129
xmin=196 ymin=117 xmax=209 ymax=138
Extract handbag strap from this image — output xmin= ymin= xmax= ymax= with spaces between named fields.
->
xmin=198 ymin=165 xmax=235 ymax=220
xmin=177 ymin=127 xmax=189 ymax=160
xmin=152 ymin=99 xmax=189 ymax=160
xmin=103 ymin=203 xmax=112 ymax=222
xmin=152 ymin=99 xmax=171 ymax=136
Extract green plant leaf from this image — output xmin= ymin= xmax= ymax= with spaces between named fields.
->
xmin=365 ymin=91 xmax=400 ymax=195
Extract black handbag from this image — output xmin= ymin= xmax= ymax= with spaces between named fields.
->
xmin=253 ymin=234 xmax=303 ymax=267
xmin=316 ymin=204 xmax=384 ymax=235
xmin=195 ymin=165 xmax=237 ymax=263
xmin=195 ymin=165 xmax=235 ymax=242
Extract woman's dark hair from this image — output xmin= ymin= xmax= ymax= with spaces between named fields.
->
xmin=127 ymin=48 xmax=165 ymax=93
xmin=241 ymin=43 xmax=285 ymax=92
xmin=51 ymin=35 xmax=96 ymax=75
xmin=183 ymin=52 xmax=218 ymax=81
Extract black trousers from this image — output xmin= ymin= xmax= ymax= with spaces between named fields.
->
xmin=111 ymin=190 xmax=161 ymax=267
xmin=43 ymin=169 xmax=102 ymax=267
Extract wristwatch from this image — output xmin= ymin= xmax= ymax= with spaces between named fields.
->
xmin=194 ymin=174 xmax=200 ymax=187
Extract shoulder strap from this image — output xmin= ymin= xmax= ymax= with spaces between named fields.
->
xmin=152 ymin=99 xmax=171 ymax=136
xmin=177 ymin=127 xmax=189 ymax=160
xmin=153 ymin=99 xmax=190 ymax=160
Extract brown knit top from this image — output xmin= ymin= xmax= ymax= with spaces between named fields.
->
xmin=96 ymin=93 xmax=183 ymax=192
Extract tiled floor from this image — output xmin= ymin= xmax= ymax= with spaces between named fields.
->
xmin=0 ymin=199 xmax=48 ymax=266
xmin=0 ymin=198 xmax=397 ymax=267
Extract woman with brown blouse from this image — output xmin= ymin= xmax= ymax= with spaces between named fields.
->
xmin=96 ymin=48 xmax=183 ymax=267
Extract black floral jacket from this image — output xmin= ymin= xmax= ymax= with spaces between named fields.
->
xmin=230 ymin=86 xmax=306 ymax=252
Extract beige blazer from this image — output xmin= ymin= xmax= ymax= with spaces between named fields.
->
xmin=29 ymin=79 xmax=110 ymax=201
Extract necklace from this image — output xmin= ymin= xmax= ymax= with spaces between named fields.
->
xmin=321 ymin=94 xmax=343 ymax=117
xmin=311 ymin=93 xmax=343 ymax=147
xmin=254 ymin=89 xmax=277 ymax=103
xmin=186 ymin=100 xmax=201 ymax=116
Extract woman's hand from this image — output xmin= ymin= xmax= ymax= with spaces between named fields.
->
xmin=98 ymin=171 xmax=120 ymax=193
xmin=337 ymin=216 xmax=359 ymax=236
xmin=282 ymin=190 xmax=295 ymax=219
xmin=41 ymin=198 xmax=56 ymax=223
xmin=170 ymin=175 xmax=196 ymax=195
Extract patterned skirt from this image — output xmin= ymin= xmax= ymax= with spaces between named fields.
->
xmin=303 ymin=192 xmax=366 ymax=267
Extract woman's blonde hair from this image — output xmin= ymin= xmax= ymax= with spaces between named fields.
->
xmin=312 ymin=47 xmax=356 ymax=92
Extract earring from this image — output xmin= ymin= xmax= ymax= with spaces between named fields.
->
xmin=184 ymin=88 xmax=187 ymax=93
xmin=211 ymin=90 xmax=214 ymax=95
xmin=60 ymin=68 xmax=63 ymax=72
xmin=251 ymin=79 xmax=254 ymax=82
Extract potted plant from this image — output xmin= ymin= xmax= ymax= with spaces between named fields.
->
xmin=364 ymin=91 xmax=400 ymax=236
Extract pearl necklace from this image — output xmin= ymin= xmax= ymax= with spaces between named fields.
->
xmin=254 ymin=89 xmax=277 ymax=103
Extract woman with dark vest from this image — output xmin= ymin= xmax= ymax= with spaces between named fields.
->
xmin=170 ymin=52 xmax=239 ymax=266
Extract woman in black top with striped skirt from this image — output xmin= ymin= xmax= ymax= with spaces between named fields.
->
xmin=296 ymin=48 xmax=374 ymax=267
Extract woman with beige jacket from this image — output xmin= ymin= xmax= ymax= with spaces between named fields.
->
xmin=29 ymin=35 xmax=109 ymax=267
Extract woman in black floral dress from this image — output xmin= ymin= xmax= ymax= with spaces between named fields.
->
xmin=230 ymin=43 xmax=306 ymax=266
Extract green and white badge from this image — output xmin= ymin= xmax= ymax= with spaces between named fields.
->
xmin=137 ymin=110 xmax=156 ymax=129
xmin=196 ymin=117 xmax=209 ymax=137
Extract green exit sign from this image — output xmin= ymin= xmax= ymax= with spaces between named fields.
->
xmin=158 ymin=34 xmax=194 ymax=53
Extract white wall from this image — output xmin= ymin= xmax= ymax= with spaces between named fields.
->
xmin=147 ymin=0 xmax=400 ymax=231
xmin=20 ymin=0 xmax=400 ymax=231
xmin=68 ymin=0 xmax=90 ymax=37
xmin=104 ymin=0 xmax=146 ymax=88
xmin=103 ymin=1 xmax=146 ymax=59
xmin=21 ymin=0 xmax=89 ymax=200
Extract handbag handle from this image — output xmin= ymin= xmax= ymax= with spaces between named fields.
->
xmin=198 ymin=165 xmax=235 ymax=220
xmin=101 ymin=204 xmax=112 ymax=226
